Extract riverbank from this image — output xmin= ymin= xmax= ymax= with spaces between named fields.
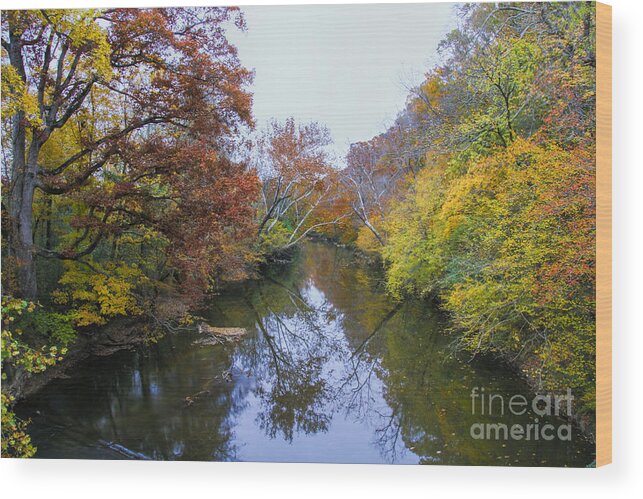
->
xmin=4 ymin=315 xmax=153 ymax=402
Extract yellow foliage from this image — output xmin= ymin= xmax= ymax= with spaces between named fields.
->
xmin=355 ymin=225 xmax=381 ymax=254
xmin=41 ymin=9 xmax=112 ymax=80
xmin=0 ymin=63 xmax=41 ymax=125
xmin=57 ymin=260 xmax=146 ymax=327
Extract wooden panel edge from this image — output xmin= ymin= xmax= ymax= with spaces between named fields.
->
xmin=595 ymin=1 xmax=612 ymax=468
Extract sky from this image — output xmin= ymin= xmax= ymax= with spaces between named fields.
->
xmin=228 ymin=3 xmax=458 ymax=161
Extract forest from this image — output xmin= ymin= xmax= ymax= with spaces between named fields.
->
xmin=1 ymin=2 xmax=596 ymax=459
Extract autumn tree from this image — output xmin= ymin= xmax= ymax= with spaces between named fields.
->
xmin=1 ymin=8 xmax=257 ymax=301
xmin=341 ymin=140 xmax=387 ymax=246
xmin=340 ymin=131 xmax=413 ymax=249
xmin=254 ymin=118 xmax=343 ymax=253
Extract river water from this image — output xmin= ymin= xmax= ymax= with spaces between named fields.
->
xmin=17 ymin=241 xmax=594 ymax=465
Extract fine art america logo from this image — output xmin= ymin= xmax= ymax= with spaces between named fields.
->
xmin=470 ymin=387 xmax=574 ymax=441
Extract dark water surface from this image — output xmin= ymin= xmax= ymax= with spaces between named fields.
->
xmin=18 ymin=241 xmax=594 ymax=465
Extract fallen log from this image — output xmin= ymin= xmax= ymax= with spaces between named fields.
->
xmin=193 ymin=322 xmax=247 ymax=345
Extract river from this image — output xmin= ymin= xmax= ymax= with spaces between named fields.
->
xmin=17 ymin=241 xmax=594 ymax=465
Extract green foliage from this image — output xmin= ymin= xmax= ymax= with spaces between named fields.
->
xmin=1 ymin=297 xmax=70 ymax=374
xmin=257 ymin=220 xmax=292 ymax=256
xmin=1 ymin=297 xmax=72 ymax=458
xmin=11 ymin=308 xmax=76 ymax=347
xmin=1 ymin=392 xmax=36 ymax=458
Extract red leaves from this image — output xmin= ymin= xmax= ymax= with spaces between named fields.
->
xmin=99 ymin=8 xmax=258 ymax=300
xmin=105 ymin=7 xmax=253 ymax=133
xmin=134 ymin=139 xmax=259 ymax=302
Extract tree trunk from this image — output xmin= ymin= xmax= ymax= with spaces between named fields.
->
xmin=7 ymin=29 xmax=39 ymax=300
xmin=45 ymin=196 xmax=53 ymax=251
xmin=10 ymin=141 xmax=39 ymax=300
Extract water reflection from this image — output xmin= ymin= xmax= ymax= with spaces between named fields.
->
xmin=18 ymin=242 xmax=594 ymax=465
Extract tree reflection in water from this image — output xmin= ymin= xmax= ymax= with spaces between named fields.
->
xmin=245 ymin=289 xmax=334 ymax=442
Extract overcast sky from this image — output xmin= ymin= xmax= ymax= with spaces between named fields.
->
xmin=228 ymin=3 xmax=457 ymax=161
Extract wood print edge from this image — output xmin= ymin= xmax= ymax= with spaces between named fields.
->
xmin=595 ymin=1 xmax=612 ymax=468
